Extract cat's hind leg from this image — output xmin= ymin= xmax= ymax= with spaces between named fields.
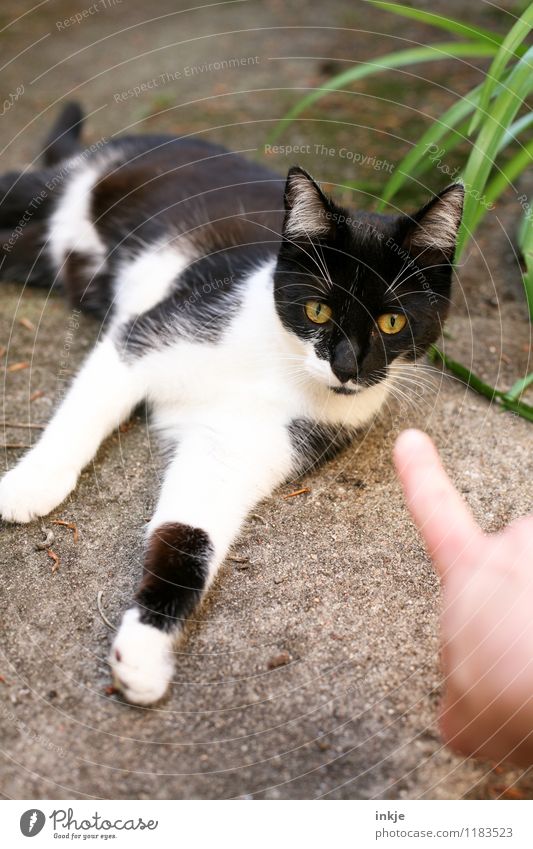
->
xmin=0 ymin=337 xmax=146 ymax=522
xmin=110 ymin=417 xmax=293 ymax=705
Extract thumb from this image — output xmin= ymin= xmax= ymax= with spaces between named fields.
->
xmin=394 ymin=429 xmax=482 ymax=576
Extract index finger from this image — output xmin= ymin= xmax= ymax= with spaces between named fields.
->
xmin=394 ymin=429 xmax=482 ymax=575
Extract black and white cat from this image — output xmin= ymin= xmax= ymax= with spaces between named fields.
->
xmin=0 ymin=104 xmax=463 ymax=704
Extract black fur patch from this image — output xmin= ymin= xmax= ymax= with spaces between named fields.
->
xmin=289 ymin=418 xmax=355 ymax=475
xmin=136 ymin=522 xmax=213 ymax=632
xmin=0 ymin=168 xmax=57 ymax=228
xmin=0 ymin=222 xmax=54 ymax=288
xmin=63 ymin=250 xmax=115 ymax=315
xmin=119 ymin=246 xmax=271 ymax=356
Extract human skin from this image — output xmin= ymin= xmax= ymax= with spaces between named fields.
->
xmin=394 ymin=429 xmax=533 ymax=766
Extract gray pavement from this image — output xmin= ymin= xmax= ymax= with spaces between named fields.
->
xmin=1 ymin=0 xmax=532 ymax=799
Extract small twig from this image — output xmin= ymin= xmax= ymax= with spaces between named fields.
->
xmin=6 ymin=361 xmax=30 ymax=372
xmin=1 ymin=443 xmax=29 ymax=449
xmin=36 ymin=527 xmax=55 ymax=551
xmin=250 ymin=513 xmax=268 ymax=526
xmin=47 ymin=549 xmax=60 ymax=573
xmin=0 ymin=421 xmax=44 ymax=430
xmin=19 ymin=318 xmax=35 ymax=331
xmin=228 ymin=555 xmax=251 ymax=570
xmin=283 ymin=487 xmax=310 ymax=499
xmin=52 ymin=519 xmax=79 ymax=543
xmin=97 ymin=591 xmax=117 ymax=631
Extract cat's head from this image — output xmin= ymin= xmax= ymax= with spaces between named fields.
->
xmin=273 ymin=166 xmax=463 ymax=394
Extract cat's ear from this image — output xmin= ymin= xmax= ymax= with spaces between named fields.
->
xmin=283 ymin=166 xmax=335 ymax=240
xmin=402 ymin=183 xmax=464 ymax=264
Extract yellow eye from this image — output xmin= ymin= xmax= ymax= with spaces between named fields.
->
xmin=305 ymin=300 xmax=332 ymax=324
xmin=377 ymin=313 xmax=407 ymax=335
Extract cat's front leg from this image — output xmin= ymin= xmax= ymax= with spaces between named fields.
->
xmin=0 ymin=337 xmax=145 ymax=522
xmin=110 ymin=418 xmax=294 ymax=705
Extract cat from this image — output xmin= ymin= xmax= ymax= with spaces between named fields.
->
xmin=0 ymin=103 xmax=463 ymax=704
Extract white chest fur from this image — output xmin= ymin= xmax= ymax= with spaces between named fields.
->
xmin=134 ymin=261 xmax=390 ymax=433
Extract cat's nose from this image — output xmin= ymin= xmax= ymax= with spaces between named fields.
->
xmin=331 ymin=339 xmax=360 ymax=383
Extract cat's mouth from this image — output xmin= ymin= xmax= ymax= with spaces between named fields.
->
xmin=330 ymin=385 xmax=359 ymax=396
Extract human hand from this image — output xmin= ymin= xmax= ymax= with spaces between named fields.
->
xmin=394 ymin=429 xmax=533 ymax=766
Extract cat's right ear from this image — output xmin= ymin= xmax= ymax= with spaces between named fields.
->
xmin=402 ymin=183 xmax=464 ymax=265
xmin=282 ymin=166 xmax=335 ymax=240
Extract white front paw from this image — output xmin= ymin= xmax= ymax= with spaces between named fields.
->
xmin=0 ymin=455 xmax=78 ymax=523
xmin=109 ymin=608 xmax=175 ymax=706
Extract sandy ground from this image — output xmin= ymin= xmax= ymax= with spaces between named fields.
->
xmin=0 ymin=0 xmax=532 ymax=799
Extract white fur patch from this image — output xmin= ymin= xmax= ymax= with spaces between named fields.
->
xmin=110 ymin=608 xmax=175 ymax=705
xmin=48 ymin=160 xmax=107 ymax=273
xmin=0 ymin=456 xmax=78 ymax=523
xmin=114 ymin=242 xmax=190 ymax=320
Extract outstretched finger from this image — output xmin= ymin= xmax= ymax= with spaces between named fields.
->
xmin=394 ymin=429 xmax=482 ymax=575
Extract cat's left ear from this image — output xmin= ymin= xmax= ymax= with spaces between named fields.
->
xmin=282 ymin=166 xmax=335 ymax=240
xmin=402 ymin=183 xmax=464 ymax=264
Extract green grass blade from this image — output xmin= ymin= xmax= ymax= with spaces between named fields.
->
xmin=369 ymin=2 xmax=506 ymax=47
xmin=267 ymin=42 xmax=498 ymax=145
xmin=469 ymin=3 xmax=533 ymax=135
xmin=466 ymin=137 xmax=533 ymax=239
xmin=505 ymin=371 xmax=533 ymax=401
xmin=457 ymin=46 xmax=533 ymax=259
xmin=429 ymin=345 xmax=533 ymax=421
xmin=519 ymin=207 xmax=533 ymax=322
xmin=429 ymin=345 xmax=505 ymax=400
xmin=500 ymin=396 xmax=533 ymax=420
xmin=401 ymin=109 xmax=532 ymax=193
xmin=518 ymin=196 xmax=532 ymax=250
xmin=499 ymin=110 xmax=533 ymax=149
xmin=523 ymin=266 xmax=533 ymax=323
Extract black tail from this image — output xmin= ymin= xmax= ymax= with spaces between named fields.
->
xmin=0 ymin=102 xmax=87 ymax=287
xmin=40 ymin=101 xmax=85 ymax=166
xmin=0 ymin=168 xmax=56 ymax=287
xmin=0 ymin=222 xmax=53 ymax=287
